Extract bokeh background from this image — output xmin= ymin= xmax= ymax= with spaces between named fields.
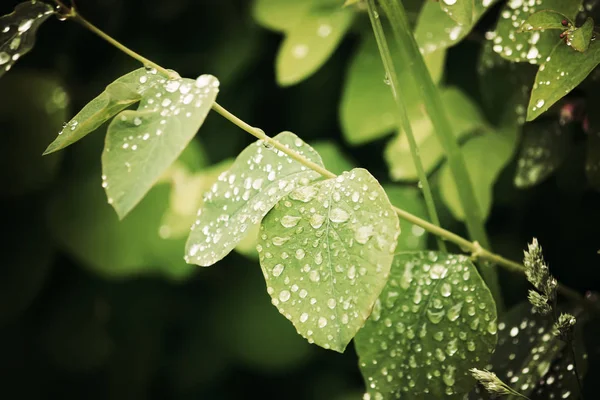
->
xmin=1 ymin=0 xmax=599 ymax=399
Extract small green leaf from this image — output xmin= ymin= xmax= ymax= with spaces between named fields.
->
xmin=102 ymin=74 xmax=220 ymax=219
xmin=519 ymin=10 xmax=570 ymax=32
xmin=415 ymin=0 xmax=499 ymax=56
xmin=514 ymin=121 xmax=572 ymax=188
xmin=276 ymin=8 xmax=353 ymax=86
xmin=258 ymin=168 xmax=400 ymax=352
xmin=341 ymin=35 xmax=445 ymax=145
xmin=0 ymin=1 xmax=54 ymax=78
xmin=252 ymin=0 xmax=313 ymax=32
xmin=383 ymin=185 xmax=429 ymax=251
xmin=185 ymin=131 xmax=324 ymax=266
xmin=355 ymin=252 xmax=497 ymax=399
xmin=490 ymin=0 xmax=581 ymax=64
xmin=527 ymin=40 xmax=600 ymax=121
xmin=385 ymin=88 xmax=487 ymax=181
xmin=567 ymin=17 xmax=594 ymax=52
xmin=440 ymin=127 xmax=518 ymax=221
xmin=44 ymin=68 xmax=164 ymax=154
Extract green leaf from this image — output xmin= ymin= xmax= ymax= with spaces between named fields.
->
xmin=0 ymin=71 xmax=68 ymax=196
xmin=312 ymin=140 xmax=355 ymax=174
xmin=341 ymin=35 xmax=445 ymax=145
xmin=0 ymin=1 xmax=54 ymax=78
xmin=490 ymin=0 xmax=581 ymax=64
xmin=385 ymin=88 xmax=487 ymax=181
xmin=102 ymin=74 xmax=220 ymax=219
xmin=440 ymin=127 xmax=518 ymax=221
xmin=47 ymin=171 xmax=196 ymax=281
xmin=514 ymin=121 xmax=572 ymax=188
xmin=567 ymin=17 xmax=594 ymax=52
xmin=276 ymin=8 xmax=353 ymax=86
xmin=257 ymin=168 xmax=400 ymax=352
xmin=355 ymin=252 xmax=498 ymax=399
xmin=252 ymin=0 xmax=313 ymax=32
xmin=527 ymin=40 xmax=600 ymax=121
xmin=519 ymin=10 xmax=571 ymax=32
xmin=439 ymin=0 xmax=473 ymax=26
xmin=185 ymin=131 xmax=324 ymax=266
xmin=383 ymin=185 xmax=429 ymax=251
xmin=415 ymin=0 xmax=499 ymax=56
xmin=44 ymin=68 xmax=164 ymax=154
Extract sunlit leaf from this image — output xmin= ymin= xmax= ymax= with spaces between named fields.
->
xmin=566 ymin=17 xmax=594 ymax=53
xmin=415 ymin=0 xmax=499 ymax=56
xmin=467 ymin=303 xmax=587 ymax=400
xmin=384 ymin=87 xmax=487 ymax=181
xmin=276 ymin=8 xmax=353 ymax=86
xmin=520 ymin=10 xmax=570 ymax=32
xmin=383 ymin=185 xmax=429 ymax=251
xmin=440 ymin=127 xmax=518 ymax=221
xmin=44 ymin=68 xmax=164 ymax=154
xmin=514 ymin=121 xmax=572 ymax=188
xmin=102 ymin=74 xmax=219 ymax=219
xmin=355 ymin=252 xmax=497 ymax=399
xmin=490 ymin=0 xmax=581 ymax=64
xmin=185 ymin=131 xmax=324 ymax=267
xmin=252 ymin=0 xmax=313 ymax=32
xmin=341 ymin=35 xmax=445 ymax=145
xmin=527 ymin=40 xmax=600 ymax=121
xmin=258 ymin=168 xmax=400 ymax=352
xmin=0 ymin=1 xmax=53 ymax=78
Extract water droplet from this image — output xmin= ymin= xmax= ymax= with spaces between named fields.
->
xmin=440 ymin=283 xmax=452 ymax=297
xmin=300 ymin=313 xmax=309 ymax=322
xmin=272 ymin=263 xmax=284 ymax=277
xmin=318 ymin=317 xmax=328 ymax=328
xmin=426 ymin=309 xmax=445 ymax=324
xmin=446 ymin=302 xmax=463 ymax=322
xmin=280 ymin=215 xmax=301 ymax=228
xmin=329 ymin=208 xmax=349 ymax=223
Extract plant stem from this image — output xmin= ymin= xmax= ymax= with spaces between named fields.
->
xmin=568 ymin=341 xmax=586 ymax=400
xmin=366 ymin=0 xmax=446 ymax=252
xmin=54 ymin=2 xmax=600 ymax=315
xmin=374 ymin=0 xmax=504 ymax=307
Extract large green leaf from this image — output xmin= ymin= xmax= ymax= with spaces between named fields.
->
xmin=439 ymin=126 xmax=518 ymax=221
xmin=341 ymin=35 xmax=445 ymax=145
xmin=185 ymin=131 xmax=324 ymax=266
xmin=384 ymin=88 xmax=487 ymax=181
xmin=276 ymin=8 xmax=353 ymax=86
xmin=490 ymin=0 xmax=581 ymax=64
xmin=252 ymin=0 xmax=313 ymax=32
xmin=355 ymin=252 xmax=497 ymax=399
xmin=415 ymin=0 xmax=499 ymax=55
xmin=102 ymin=74 xmax=220 ymax=219
xmin=44 ymin=68 xmax=164 ymax=154
xmin=527 ymin=40 xmax=600 ymax=121
xmin=258 ymin=168 xmax=400 ymax=352
xmin=0 ymin=1 xmax=54 ymax=79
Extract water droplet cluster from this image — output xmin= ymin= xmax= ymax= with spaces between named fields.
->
xmin=185 ymin=132 xmax=324 ymax=266
xmin=0 ymin=1 xmax=54 ymax=78
xmin=355 ymin=252 xmax=497 ymax=398
xmin=258 ymin=168 xmax=400 ymax=352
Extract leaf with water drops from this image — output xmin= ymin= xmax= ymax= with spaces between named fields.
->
xmin=44 ymin=68 xmax=164 ymax=154
xmin=467 ymin=302 xmax=587 ymax=400
xmin=258 ymin=168 xmax=400 ymax=352
xmin=527 ymin=40 xmax=600 ymax=121
xmin=252 ymin=0 xmax=313 ymax=32
xmin=414 ymin=0 xmax=499 ymax=56
xmin=490 ymin=0 xmax=581 ymax=64
xmin=101 ymin=74 xmax=220 ymax=219
xmin=385 ymin=87 xmax=488 ymax=181
xmin=440 ymin=126 xmax=518 ymax=221
xmin=519 ymin=10 xmax=571 ymax=32
xmin=276 ymin=8 xmax=353 ymax=86
xmin=185 ymin=131 xmax=324 ymax=266
xmin=0 ymin=1 xmax=53 ymax=79
xmin=438 ymin=0 xmax=490 ymax=27
xmin=566 ymin=17 xmax=594 ymax=53
xmin=514 ymin=120 xmax=573 ymax=188
xmin=355 ymin=252 xmax=497 ymax=399
xmin=341 ymin=35 xmax=445 ymax=145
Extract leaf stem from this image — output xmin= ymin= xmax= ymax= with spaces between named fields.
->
xmin=55 ymin=2 xmax=600 ymax=315
xmin=366 ymin=0 xmax=446 ymax=252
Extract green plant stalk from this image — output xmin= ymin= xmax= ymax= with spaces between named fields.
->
xmin=374 ymin=0 xmax=503 ymax=307
xmin=53 ymin=1 xmax=600 ymax=315
xmin=366 ymin=0 xmax=446 ymax=252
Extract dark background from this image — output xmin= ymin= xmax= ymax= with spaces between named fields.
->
xmin=1 ymin=0 xmax=599 ymax=399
